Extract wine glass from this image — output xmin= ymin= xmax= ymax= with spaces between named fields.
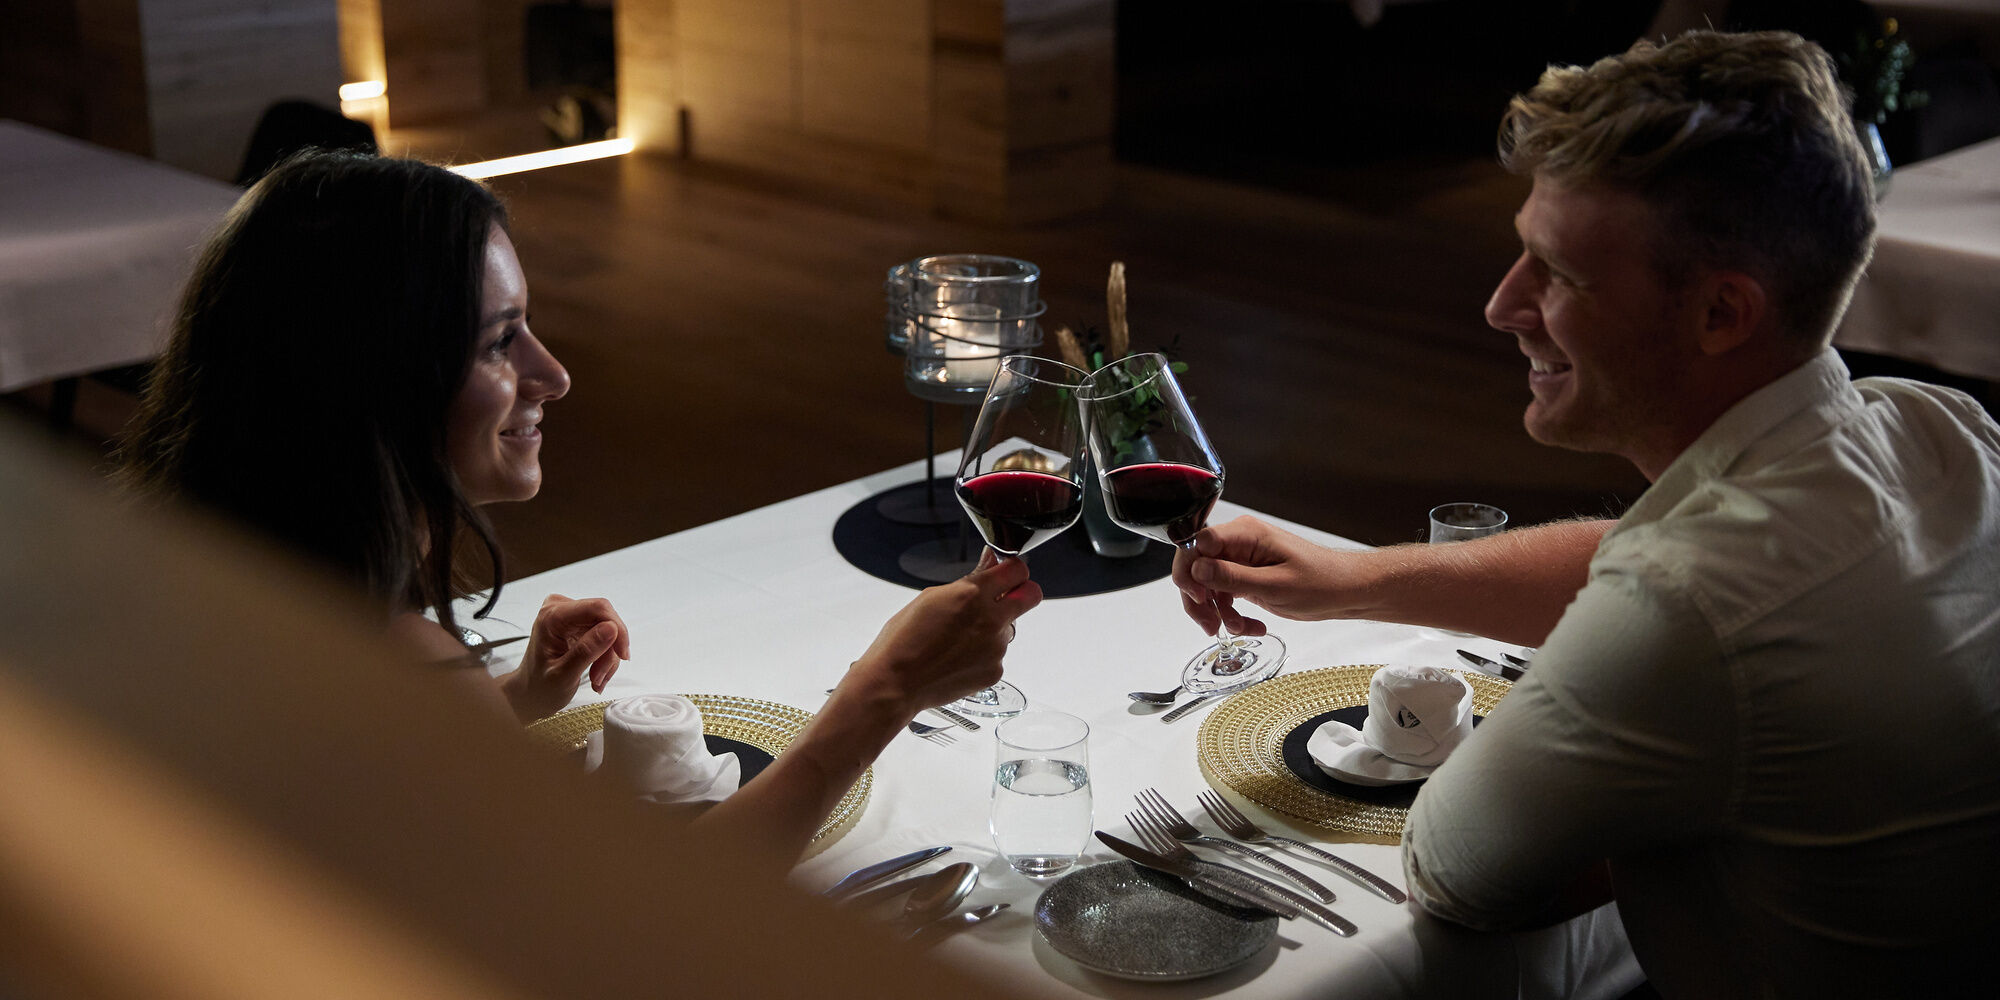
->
xmin=949 ymin=355 xmax=1091 ymax=716
xmin=1080 ymin=353 xmax=1285 ymax=695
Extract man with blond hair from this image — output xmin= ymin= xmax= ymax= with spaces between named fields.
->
xmin=1173 ymin=31 xmax=2000 ymax=997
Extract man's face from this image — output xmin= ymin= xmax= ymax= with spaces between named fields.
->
xmin=1485 ymin=177 xmax=1700 ymax=476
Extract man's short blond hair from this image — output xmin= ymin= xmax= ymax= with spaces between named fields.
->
xmin=1499 ymin=30 xmax=1876 ymax=345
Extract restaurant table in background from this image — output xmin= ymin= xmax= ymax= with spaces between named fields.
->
xmin=475 ymin=459 xmax=1642 ymax=999
xmin=1835 ymin=135 xmax=2000 ymax=385
xmin=0 ymin=120 xmax=239 ymax=394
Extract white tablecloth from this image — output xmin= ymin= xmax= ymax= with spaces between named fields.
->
xmin=1835 ymin=135 xmax=2000 ymax=383
xmin=0 ymin=121 xmax=239 ymax=392
xmin=476 ymin=460 xmax=1641 ymax=999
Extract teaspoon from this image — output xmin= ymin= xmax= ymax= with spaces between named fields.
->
xmin=1128 ymin=685 xmax=1184 ymax=706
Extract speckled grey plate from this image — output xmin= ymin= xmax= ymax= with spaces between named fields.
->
xmin=1034 ymin=861 xmax=1278 ymax=981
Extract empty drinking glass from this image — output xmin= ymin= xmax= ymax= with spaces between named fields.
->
xmin=1424 ymin=502 xmax=1509 ymax=638
xmin=990 ymin=711 xmax=1092 ymax=879
xmin=1429 ymin=502 xmax=1509 ymax=543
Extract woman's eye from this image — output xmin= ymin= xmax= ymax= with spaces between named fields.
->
xmin=485 ymin=330 xmax=518 ymax=357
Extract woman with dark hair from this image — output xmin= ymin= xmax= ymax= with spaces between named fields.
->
xmin=120 ymin=151 xmax=1037 ymax=857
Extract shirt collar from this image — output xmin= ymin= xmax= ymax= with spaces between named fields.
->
xmin=1625 ymin=349 xmax=1859 ymax=521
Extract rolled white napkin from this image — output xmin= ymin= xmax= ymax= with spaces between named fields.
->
xmin=583 ymin=694 xmax=741 ymax=804
xmin=1307 ymin=665 xmax=1474 ymax=786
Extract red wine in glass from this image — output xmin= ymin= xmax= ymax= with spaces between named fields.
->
xmin=957 ymin=470 xmax=1085 ymax=556
xmin=948 ymin=355 xmax=1090 ymax=717
xmin=1098 ymin=462 xmax=1222 ymax=546
xmin=1081 ymin=353 xmax=1285 ymax=696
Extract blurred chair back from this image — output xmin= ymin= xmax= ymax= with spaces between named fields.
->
xmin=235 ymin=100 xmax=378 ymax=187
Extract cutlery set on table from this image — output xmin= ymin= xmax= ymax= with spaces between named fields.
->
xmin=820 ymin=787 xmax=1404 ymax=979
xmin=820 ymin=846 xmax=1010 ymax=941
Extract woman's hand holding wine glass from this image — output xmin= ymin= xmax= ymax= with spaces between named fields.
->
xmin=948 ymin=355 xmax=1091 ymax=716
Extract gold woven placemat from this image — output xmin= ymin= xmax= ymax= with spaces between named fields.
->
xmin=1195 ymin=665 xmax=1510 ymax=844
xmin=524 ymin=695 xmax=870 ymax=854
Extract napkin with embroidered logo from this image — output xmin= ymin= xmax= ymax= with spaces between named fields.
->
xmin=1306 ymin=665 xmax=1473 ymax=786
xmin=584 ymin=694 xmax=740 ymax=804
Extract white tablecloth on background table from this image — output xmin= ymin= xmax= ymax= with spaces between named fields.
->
xmin=475 ymin=460 xmax=1641 ymax=999
xmin=1835 ymin=135 xmax=2000 ymax=383
xmin=0 ymin=120 xmax=239 ymax=392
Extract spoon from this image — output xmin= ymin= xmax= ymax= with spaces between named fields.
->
xmin=1128 ymin=684 xmax=1184 ymax=706
xmin=897 ymin=862 xmax=977 ymax=937
xmin=912 ymin=903 xmax=1009 ymax=944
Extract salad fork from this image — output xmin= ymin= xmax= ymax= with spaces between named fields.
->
xmin=1196 ymin=790 xmax=1407 ymax=903
xmin=1127 ymin=811 xmax=1355 ymax=936
xmin=1135 ymin=788 xmax=1335 ymax=902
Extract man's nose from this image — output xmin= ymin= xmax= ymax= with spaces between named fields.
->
xmin=1485 ymin=255 xmax=1541 ymax=335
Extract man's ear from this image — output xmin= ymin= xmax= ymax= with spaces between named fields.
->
xmin=1695 ymin=271 xmax=1768 ymax=356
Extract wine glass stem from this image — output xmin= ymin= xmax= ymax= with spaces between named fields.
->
xmin=1180 ymin=540 xmax=1236 ymax=645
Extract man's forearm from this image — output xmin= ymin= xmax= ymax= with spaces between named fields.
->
xmin=1349 ymin=518 xmax=1612 ymax=645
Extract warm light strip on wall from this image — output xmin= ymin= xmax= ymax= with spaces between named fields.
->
xmin=338 ymin=80 xmax=386 ymax=101
xmin=449 ymin=139 xmax=636 ymax=180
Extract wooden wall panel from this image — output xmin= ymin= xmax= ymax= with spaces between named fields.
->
xmin=617 ymin=0 xmax=682 ymax=151
xmin=800 ymin=0 xmax=931 ymax=153
xmin=678 ymin=0 xmax=797 ymax=129
xmin=379 ymin=0 xmax=486 ymax=125
xmin=619 ymin=0 xmax=1113 ymax=223
xmin=142 ymin=0 xmax=344 ymax=178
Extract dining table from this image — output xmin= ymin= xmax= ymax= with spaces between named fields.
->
xmin=0 ymin=120 xmax=239 ymax=394
xmin=473 ymin=458 xmax=1643 ymax=999
xmin=1834 ymin=134 xmax=2000 ymax=385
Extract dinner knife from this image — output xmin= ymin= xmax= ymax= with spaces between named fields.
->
xmin=926 ymin=705 xmax=982 ymax=732
xmin=1094 ymin=832 xmax=1297 ymax=918
xmin=1101 ymin=832 xmax=1357 ymax=936
xmin=1161 ymin=693 xmax=1219 ymax=724
xmin=1455 ymin=649 xmax=1524 ymax=683
xmin=820 ymin=846 xmax=952 ymax=899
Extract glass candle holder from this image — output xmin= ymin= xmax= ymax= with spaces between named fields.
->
xmin=904 ymin=254 xmax=1044 ymax=404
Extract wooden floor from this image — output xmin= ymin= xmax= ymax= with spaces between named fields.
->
xmin=7 ymin=145 xmax=1651 ymax=581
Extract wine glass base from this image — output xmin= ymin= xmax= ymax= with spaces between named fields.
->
xmin=1183 ymin=633 xmax=1286 ymax=696
xmin=949 ymin=680 xmax=1027 ymax=717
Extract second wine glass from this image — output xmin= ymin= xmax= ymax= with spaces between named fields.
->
xmin=950 ymin=355 xmax=1091 ymax=717
xmin=1080 ymin=353 xmax=1285 ymax=696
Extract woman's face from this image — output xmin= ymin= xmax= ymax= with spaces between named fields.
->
xmin=447 ymin=226 xmax=569 ymax=506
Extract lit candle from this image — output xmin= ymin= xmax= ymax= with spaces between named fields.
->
xmin=940 ymin=302 xmax=1004 ymax=387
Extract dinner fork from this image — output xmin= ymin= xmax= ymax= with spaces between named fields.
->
xmin=1196 ymin=790 xmax=1408 ymax=903
xmin=1127 ymin=811 xmax=1356 ymax=937
xmin=906 ymin=720 xmax=955 ymax=745
xmin=1135 ymin=788 xmax=1336 ymax=902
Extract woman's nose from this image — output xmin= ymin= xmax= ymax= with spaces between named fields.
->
xmin=521 ymin=333 xmax=571 ymax=401
xmin=1485 ymin=255 xmax=1541 ymax=336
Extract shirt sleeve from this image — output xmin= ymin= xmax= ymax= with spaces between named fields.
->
xmin=1401 ymin=563 xmax=1737 ymax=930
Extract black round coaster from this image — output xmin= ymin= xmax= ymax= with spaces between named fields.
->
xmin=1276 ymin=706 xmax=1485 ymax=809
xmin=832 ymin=478 xmax=1175 ymax=597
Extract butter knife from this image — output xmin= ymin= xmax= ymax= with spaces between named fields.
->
xmin=1161 ymin=693 xmax=1219 ymax=723
xmin=1456 ymin=648 xmax=1524 ymax=683
xmin=1095 ymin=832 xmax=1297 ymax=918
xmin=926 ymin=705 xmax=982 ymax=732
xmin=820 ymin=846 xmax=952 ymax=899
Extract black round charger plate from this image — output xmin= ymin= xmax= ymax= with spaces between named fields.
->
xmin=832 ymin=478 xmax=1174 ymax=597
xmin=1035 ymin=861 xmax=1276 ymax=981
xmin=1278 ymin=705 xmax=1485 ymax=809
xmin=704 ymin=734 xmax=773 ymax=785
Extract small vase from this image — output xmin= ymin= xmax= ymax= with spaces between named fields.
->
xmin=1081 ymin=456 xmax=1148 ymax=559
xmin=1861 ymin=120 xmax=1892 ymax=201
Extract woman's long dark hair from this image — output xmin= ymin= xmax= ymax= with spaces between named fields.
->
xmin=119 ymin=151 xmax=507 ymax=638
